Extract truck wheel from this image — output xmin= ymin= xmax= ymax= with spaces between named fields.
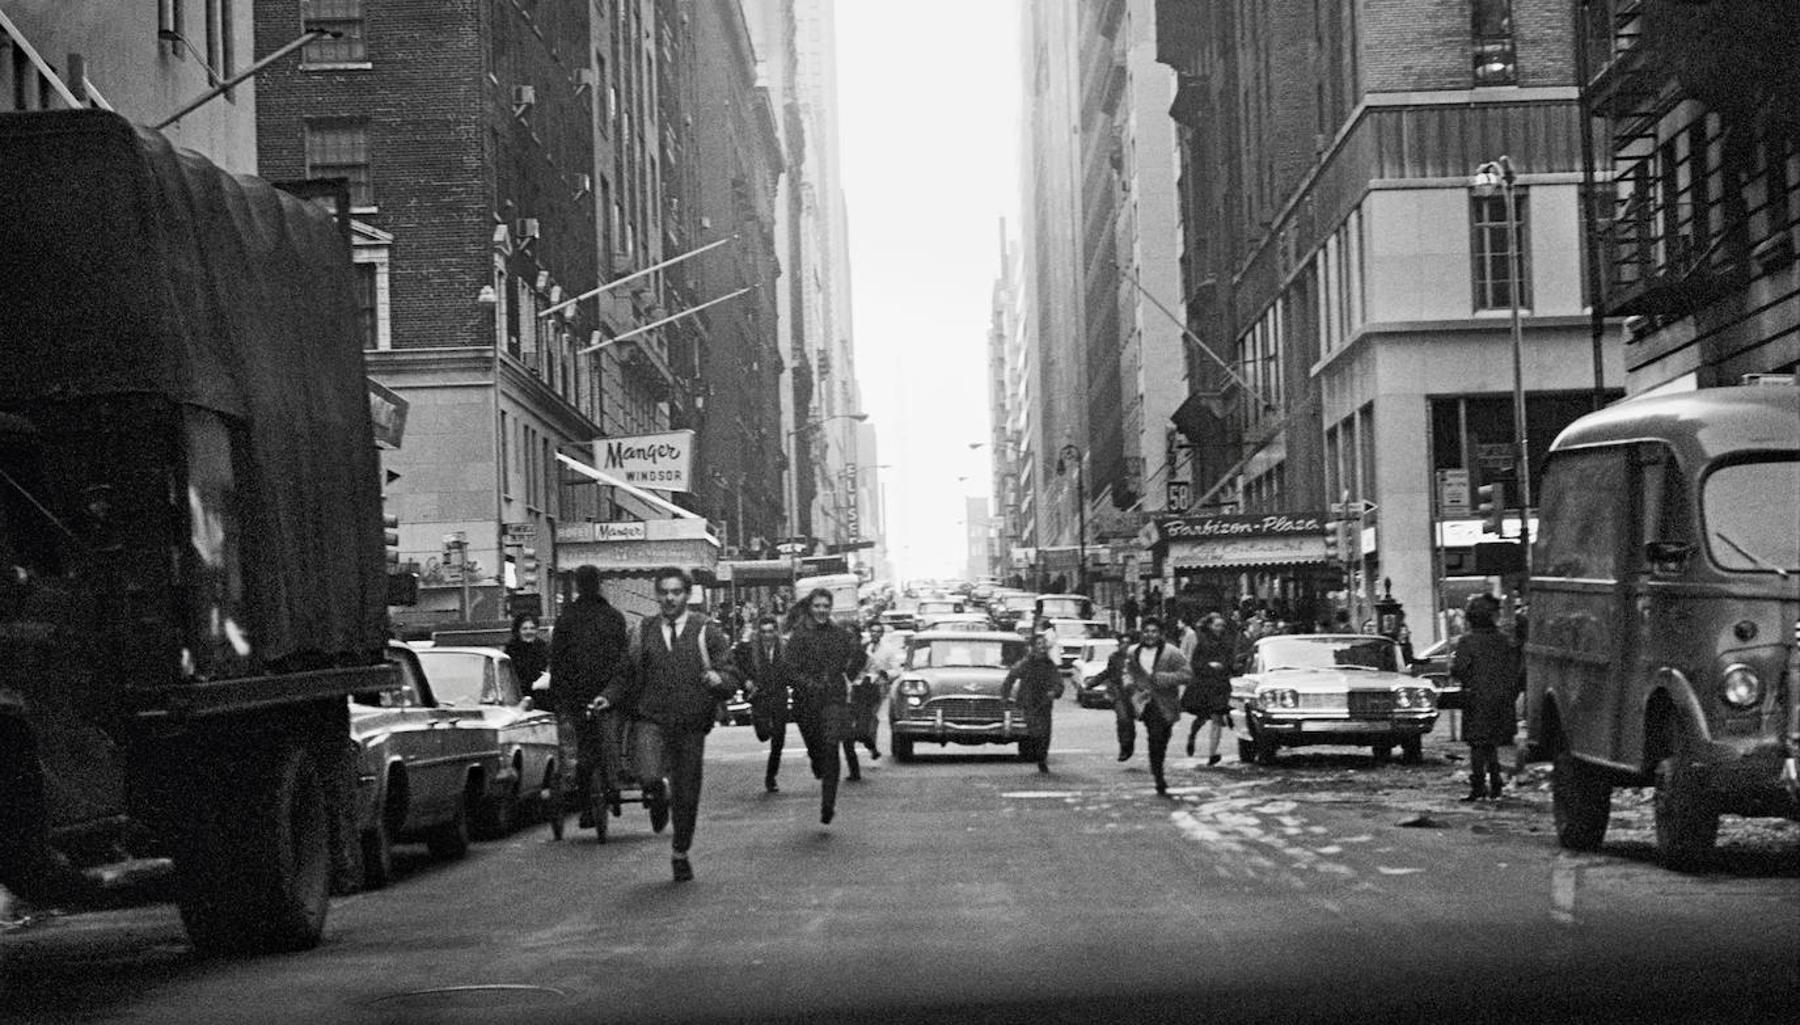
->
xmin=1654 ymin=727 xmax=1719 ymax=870
xmin=425 ymin=797 xmax=471 ymax=860
xmin=892 ymin=737 xmax=916 ymax=762
xmin=1399 ymin=736 xmax=1423 ymax=764
xmin=178 ymin=744 xmax=331 ymax=955
xmin=1551 ymin=751 xmax=1611 ymax=851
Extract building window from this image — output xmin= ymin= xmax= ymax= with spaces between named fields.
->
xmin=304 ymin=119 xmax=372 ymax=207
xmin=1472 ymin=192 xmax=1530 ymax=311
xmin=1471 ymin=0 xmax=1517 ymax=86
xmin=352 ymin=262 xmax=377 ymax=349
xmin=302 ymin=0 xmax=367 ymax=63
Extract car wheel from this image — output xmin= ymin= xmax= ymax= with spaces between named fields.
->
xmin=1370 ymin=743 xmax=1394 ymax=763
xmin=1237 ymin=737 xmax=1257 ymax=763
xmin=1253 ymin=730 xmax=1279 ymax=766
xmin=1654 ymin=724 xmax=1719 ymax=870
xmin=425 ymin=794 xmax=471 ymax=860
xmin=1552 ymin=750 xmax=1611 ymax=851
xmin=177 ymin=743 xmax=331 ymax=955
xmin=1399 ymin=736 xmax=1423 ymax=764
xmin=892 ymin=737 xmax=916 ymax=762
xmin=475 ymin=773 xmax=519 ymax=839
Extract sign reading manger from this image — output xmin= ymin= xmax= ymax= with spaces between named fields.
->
xmin=595 ymin=430 xmax=695 ymax=492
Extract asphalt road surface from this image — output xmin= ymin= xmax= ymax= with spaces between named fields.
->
xmin=4 ymin=702 xmax=1798 ymax=1025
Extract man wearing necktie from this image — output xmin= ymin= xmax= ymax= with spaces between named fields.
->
xmin=595 ymin=567 xmax=738 ymax=882
xmin=734 ymin=615 xmax=792 ymax=792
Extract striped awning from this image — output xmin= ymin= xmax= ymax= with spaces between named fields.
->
xmin=1167 ymin=534 xmax=1328 ymax=569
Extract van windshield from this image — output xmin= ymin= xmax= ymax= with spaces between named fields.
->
xmin=1704 ymin=458 xmax=1799 ymax=573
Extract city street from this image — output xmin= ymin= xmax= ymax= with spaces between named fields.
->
xmin=4 ymin=702 xmax=1797 ymax=1025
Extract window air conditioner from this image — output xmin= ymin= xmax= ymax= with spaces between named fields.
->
xmin=512 ymin=85 xmax=537 ymax=116
xmin=517 ymin=218 xmax=541 ymax=240
xmin=575 ymin=173 xmax=593 ymax=197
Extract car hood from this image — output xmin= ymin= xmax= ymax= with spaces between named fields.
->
xmin=909 ymin=668 xmax=1010 ymax=696
xmin=1242 ymin=668 xmax=1418 ymax=692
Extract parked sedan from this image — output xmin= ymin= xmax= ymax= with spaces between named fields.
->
xmin=349 ymin=643 xmax=504 ymax=887
xmin=888 ymin=631 xmax=1033 ymax=761
xmin=1231 ymin=634 xmax=1439 ymax=765
xmin=1069 ymin=638 xmax=1121 ymax=708
xmin=414 ymin=646 xmax=562 ymax=838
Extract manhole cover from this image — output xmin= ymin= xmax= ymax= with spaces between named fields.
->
xmin=370 ymin=984 xmax=569 ymax=1011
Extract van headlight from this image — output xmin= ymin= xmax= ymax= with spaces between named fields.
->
xmin=1720 ymin=664 xmax=1762 ymax=709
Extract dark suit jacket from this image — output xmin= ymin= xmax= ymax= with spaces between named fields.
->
xmin=733 ymin=637 xmax=790 ymax=710
xmin=604 ymin=613 xmax=739 ymax=732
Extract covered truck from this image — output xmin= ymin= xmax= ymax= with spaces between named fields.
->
xmin=0 ymin=110 xmax=393 ymax=952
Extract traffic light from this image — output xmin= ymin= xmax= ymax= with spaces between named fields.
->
xmin=1322 ymin=520 xmax=1342 ymax=562
xmin=1477 ymin=483 xmax=1506 ymax=534
xmin=382 ymin=513 xmax=401 ymax=570
xmin=517 ymin=546 xmax=538 ymax=593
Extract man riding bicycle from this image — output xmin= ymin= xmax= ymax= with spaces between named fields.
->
xmin=548 ymin=565 xmax=631 ymax=827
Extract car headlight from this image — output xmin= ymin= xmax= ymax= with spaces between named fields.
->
xmin=897 ymin=676 xmax=929 ymax=696
xmin=1720 ymin=664 xmax=1763 ymax=709
xmin=1392 ymin=687 xmax=1435 ymax=710
xmin=1260 ymin=688 xmax=1298 ymax=709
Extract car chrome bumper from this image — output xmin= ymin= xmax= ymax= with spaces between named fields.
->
xmin=891 ymin=708 xmax=1027 ymax=742
xmin=1255 ymin=713 xmax=1437 ymax=736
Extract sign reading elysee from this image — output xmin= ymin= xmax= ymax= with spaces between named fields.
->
xmin=594 ymin=430 xmax=695 ymax=492
xmin=1153 ymin=511 xmax=1327 ymax=541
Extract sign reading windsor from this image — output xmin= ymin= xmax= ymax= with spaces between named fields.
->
xmin=594 ymin=429 xmax=695 ymax=492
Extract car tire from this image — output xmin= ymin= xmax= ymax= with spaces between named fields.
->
xmin=1399 ymin=736 xmax=1423 ymax=765
xmin=424 ymin=795 xmax=471 ymax=861
xmin=360 ymin=785 xmax=397 ymax=891
xmin=1552 ymin=750 xmax=1611 ymax=851
xmin=892 ymin=737 xmax=916 ymax=762
xmin=1653 ymin=725 xmax=1719 ymax=870
xmin=177 ymin=743 xmax=331 ymax=955
xmin=1237 ymin=737 xmax=1257 ymax=764
xmin=1253 ymin=730 xmax=1279 ymax=766
xmin=1370 ymin=743 xmax=1394 ymax=763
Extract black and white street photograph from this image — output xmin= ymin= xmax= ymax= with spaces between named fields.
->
xmin=1 ymin=2 xmax=1797 ymax=1023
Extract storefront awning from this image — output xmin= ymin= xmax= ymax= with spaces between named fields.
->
xmin=556 ymin=518 xmax=719 ymax=578
xmin=718 ymin=560 xmax=795 ymax=585
xmin=1166 ymin=533 xmax=1329 ymax=570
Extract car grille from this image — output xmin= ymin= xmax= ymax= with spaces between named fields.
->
xmin=1298 ymin=692 xmax=1346 ymax=710
xmin=925 ymin=696 xmax=1006 ymax=724
xmin=1348 ymin=691 xmax=1395 ymax=718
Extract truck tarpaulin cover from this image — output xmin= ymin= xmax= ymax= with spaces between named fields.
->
xmin=0 ymin=110 xmax=386 ymax=666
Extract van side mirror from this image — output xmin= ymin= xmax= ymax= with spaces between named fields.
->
xmin=1644 ymin=540 xmax=1693 ymax=571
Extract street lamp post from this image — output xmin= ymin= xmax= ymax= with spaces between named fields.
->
xmin=1472 ymin=155 xmax=1533 ymax=575
xmin=1057 ymin=443 xmax=1087 ymax=595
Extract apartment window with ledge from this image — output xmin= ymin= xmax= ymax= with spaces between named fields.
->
xmin=1472 ymin=0 xmax=1517 ymax=86
xmin=302 ymin=0 xmax=367 ymax=63
xmin=304 ymin=120 xmax=372 ymax=207
xmin=1472 ymin=192 xmax=1531 ymax=311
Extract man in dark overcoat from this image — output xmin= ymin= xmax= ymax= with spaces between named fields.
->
xmin=549 ymin=565 xmax=629 ymax=826
xmin=1450 ymin=593 xmax=1523 ymax=802
xmin=1001 ymin=631 xmax=1063 ymax=773
xmin=734 ymin=615 xmax=791 ymax=793
xmin=784 ymin=587 xmax=866 ymax=825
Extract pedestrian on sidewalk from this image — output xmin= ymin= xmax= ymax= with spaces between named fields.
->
xmin=1001 ymin=631 xmax=1063 ymax=773
xmin=733 ymin=615 xmax=791 ymax=793
xmin=1183 ymin=613 xmax=1236 ymax=765
xmin=1450 ymin=593 xmax=1522 ymax=802
xmin=549 ymin=566 xmax=630 ymax=828
xmin=785 ymin=587 xmax=867 ymax=825
xmin=594 ymin=567 xmax=739 ymax=881
xmin=505 ymin=613 xmax=550 ymax=693
xmin=1123 ymin=617 xmax=1193 ymax=794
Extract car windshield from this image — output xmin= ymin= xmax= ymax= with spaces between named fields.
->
xmin=416 ymin=651 xmax=510 ymax=705
xmin=909 ymin=639 xmax=1024 ymax=668
xmin=1703 ymin=457 xmax=1799 ymax=574
xmin=1257 ymin=636 xmax=1400 ymax=672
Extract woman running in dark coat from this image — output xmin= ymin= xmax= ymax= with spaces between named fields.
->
xmin=1183 ymin=613 xmax=1237 ymax=764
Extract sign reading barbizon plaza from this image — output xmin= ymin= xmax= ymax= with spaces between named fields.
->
xmin=1145 ymin=511 xmax=1331 ymax=569
xmin=594 ymin=429 xmax=695 ymax=492
xmin=1153 ymin=511 xmax=1327 ymax=541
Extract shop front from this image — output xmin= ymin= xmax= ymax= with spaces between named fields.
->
xmin=554 ymin=518 xmax=721 ymax=619
xmin=1145 ymin=512 xmax=1338 ymax=627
